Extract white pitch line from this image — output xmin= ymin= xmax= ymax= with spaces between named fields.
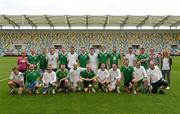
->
xmin=0 ymin=77 xmax=9 ymax=82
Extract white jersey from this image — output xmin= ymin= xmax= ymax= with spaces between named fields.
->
xmin=69 ymin=67 xmax=86 ymax=82
xmin=88 ymin=53 xmax=98 ymax=72
xmin=147 ymin=66 xmax=163 ymax=83
xmin=42 ymin=71 xmax=56 ymax=84
xmin=67 ymin=53 xmax=78 ymax=68
xmin=134 ymin=66 xmax=147 ymax=81
xmin=97 ymin=69 xmax=109 ymax=81
xmin=46 ymin=53 xmax=59 ymax=69
xmin=109 ymin=68 xmax=121 ymax=82
xmin=125 ymin=53 xmax=136 ymax=66
xmin=162 ymin=58 xmax=170 ymax=70
xmin=10 ymin=72 xmax=24 ymax=82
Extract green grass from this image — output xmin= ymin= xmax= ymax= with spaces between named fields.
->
xmin=0 ymin=57 xmax=180 ymax=114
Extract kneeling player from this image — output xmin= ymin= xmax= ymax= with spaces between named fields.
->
xmin=134 ymin=60 xmax=148 ymax=93
xmin=8 ymin=67 xmax=24 ymax=95
xmin=69 ymin=63 xmax=86 ymax=92
xmin=107 ymin=64 xmax=121 ymax=93
xmin=121 ymin=58 xmax=137 ymax=94
xmin=80 ymin=64 xmax=97 ymax=92
xmin=147 ymin=61 xmax=168 ymax=94
xmin=42 ymin=65 xmax=57 ymax=94
xmin=97 ymin=63 xmax=109 ymax=92
xmin=56 ymin=64 xmax=69 ymax=92
xmin=24 ymin=64 xmax=41 ymax=94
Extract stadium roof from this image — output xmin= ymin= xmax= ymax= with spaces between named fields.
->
xmin=0 ymin=15 xmax=180 ymax=29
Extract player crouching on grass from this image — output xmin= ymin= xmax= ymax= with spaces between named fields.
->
xmin=97 ymin=63 xmax=109 ymax=92
xmin=8 ymin=67 xmax=24 ymax=95
xmin=80 ymin=64 xmax=97 ymax=93
xmin=147 ymin=61 xmax=168 ymax=94
xmin=24 ymin=64 xmax=41 ymax=94
xmin=69 ymin=63 xmax=86 ymax=92
xmin=41 ymin=64 xmax=57 ymax=94
xmin=107 ymin=64 xmax=121 ymax=93
xmin=134 ymin=60 xmax=149 ymax=93
xmin=56 ymin=64 xmax=70 ymax=92
xmin=121 ymin=58 xmax=137 ymax=94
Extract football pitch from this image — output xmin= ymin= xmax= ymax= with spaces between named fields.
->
xmin=0 ymin=57 xmax=180 ymax=114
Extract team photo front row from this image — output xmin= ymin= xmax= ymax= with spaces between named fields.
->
xmin=8 ymin=59 xmax=169 ymax=95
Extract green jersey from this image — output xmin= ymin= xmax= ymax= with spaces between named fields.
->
xmin=24 ymin=70 xmax=40 ymax=83
xmin=56 ymin=69 xmax=69 ymax=80
xmin=28 ymin=54 xmax=39 ymax=65
xmin=121 ymin=66 xmax=134 ymax=82
xmin=109 ymin=52 xmax=120 ymax=67
xmin=59 ymin=53 xmax=68 ymax=65
xmin=80 ymin=70 xmax=96 ymax=79
xmin=78 ymin=53 xmax=89 ymax=68
xmin=38 ymin=54 xmax=47 ymax=69
xmin=98 ymin=51 xmax=109 ymax=64
xmin=136 ymin=53 xmax=149 ymax=70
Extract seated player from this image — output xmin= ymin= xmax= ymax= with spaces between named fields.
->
xmin=147 ymin=61 xmax=168 ymax=94
xmin=24 ymin=64 xmax=41 ymax=94
xmin=121 ymin=58 xmax=137 ymax=94
xmin=134 ymin=60 xmax=148 ymax=93
xmin=69 ymin=63 xmax=86 ymax=92
xmin=42 ymin=65 xmax=57 ymax=94
xmin=56 ymin=64 xmax=69 ymax=92
xmin=97 ymin=63 xmax=109 ymax=92
xmin=8 ymin=67 xmax=24 ymax=95
xmin=80 ymin=64 xmax=97 ymax=92
xmin=107 ymin=64 xmax=121 ymax=93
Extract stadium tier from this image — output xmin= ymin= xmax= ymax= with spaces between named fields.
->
xmin=0 ymin=30 xmax=179 ymax=55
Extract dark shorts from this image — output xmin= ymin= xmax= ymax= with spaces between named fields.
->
xmin=57 ymin=80 xmax=67 ymax=88
xmin=124 ymin=79 xmax=133 ymax=87
xmin=151 ymin=79 xmax=168 ymax=93
xmin=83 ymin=80 xmax=93 ymax=88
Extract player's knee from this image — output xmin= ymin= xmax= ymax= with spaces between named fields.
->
xmin=8 ymin=81 xmax=14 ymax=86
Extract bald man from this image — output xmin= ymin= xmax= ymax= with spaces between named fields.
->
xmin=147 ymin=61 xmax=168 ymax=94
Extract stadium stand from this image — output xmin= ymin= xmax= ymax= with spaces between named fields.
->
xmin=0 ymin=30 xmax=179 ymax=55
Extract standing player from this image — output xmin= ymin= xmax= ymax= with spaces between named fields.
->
xmin=69 ymin=63 xmax=86 ymax=91
xmin=88 ymin=47 xmax=98 ymax=73
xmin=136 ymin=48 xmax=150 ymax=70
xmin=121 ymin=58 xmax=137 ymax=94
xmin=134 ymin=60 xmax=148 ymax=93
xmin=109 ymin=46 xmax=121 ymax=68
xmin=56 ymin=64 xmax=69 ymax=92
xmin=108 ymin=64 xmax=121 ymax=93
xmin=38 ymin=48 xmax=48 ymax=77
xmin=17 ymin=51 xmax=28 ymax=73
xmin=80 ymin=64 xmax=97 ymax=92
xmin=42 ymin=65 xmax=57 ymax=94
xmin=98 ymin=46 xmax=109 ymax=68
xmin=149 ymin=47 xmax=160 ymax=66
xmin=97 ymin=63 xmax=109 ymax=92
xmin=24 ymin=64 xmax=40 ymax=94
xmin=59 ymin=47 xmax=68 ymax=69
xmin=46 ymin=47 xmax=59 ymax=72
xmin=67 ymin=46 xmax=78 ymax=70
xmin=78 ymin=47 xmax=89 ymax=68
xmin=125 ymin=47 xmax=136 ymax=66
xmin=147 ymin=61 xmax=168 ymax=94
xmin=28 ymin=49 xmax=39 ymax=68
xmin=8 ymin=67 xmax=24 ymax=95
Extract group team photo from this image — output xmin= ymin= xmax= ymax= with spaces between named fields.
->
xmin=9 ymin=46 xmax=172 ymax=95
